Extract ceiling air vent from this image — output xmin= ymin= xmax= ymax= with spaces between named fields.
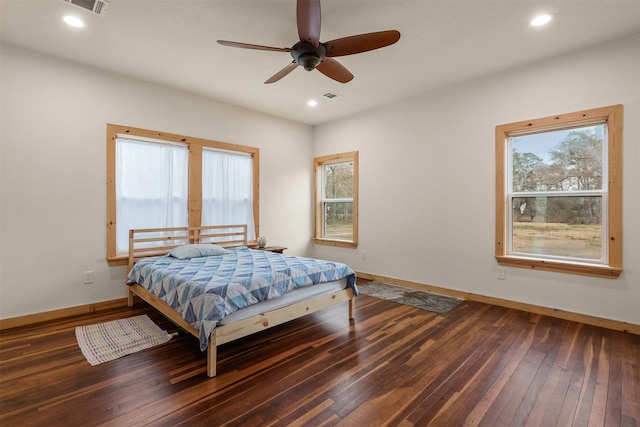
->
xmin=323 ymin=92 xmax=342 ymax=99
xmin=61 ymin=0 xmax=110 ymax=16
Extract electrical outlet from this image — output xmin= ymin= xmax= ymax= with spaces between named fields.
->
xmin=83 ymin=271 xmax=94 ymax=284
xmin=497 ymin=268 xmax=506 ymax=280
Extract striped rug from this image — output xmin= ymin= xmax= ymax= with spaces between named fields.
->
xmin=76 ymin=315 xmax=173 ymax=366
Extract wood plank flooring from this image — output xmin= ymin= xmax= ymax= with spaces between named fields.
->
xmin=1 ymin=288 xmax=639 ymax=426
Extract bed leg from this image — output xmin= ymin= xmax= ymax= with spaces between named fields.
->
xmin=207 ymin=330 xmax=217 ymax=378
xmin=127 ymin=287 xmax=134 ymax=308
xmin=349 ymin=297 xmax=355 ymax=319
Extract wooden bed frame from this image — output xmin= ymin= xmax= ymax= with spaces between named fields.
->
xmin=126 ymin=224 xmax=355 ymax=377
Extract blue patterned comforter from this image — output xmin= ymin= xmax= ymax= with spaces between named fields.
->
xmin=126 ymin=247 xmax=357 ymax=350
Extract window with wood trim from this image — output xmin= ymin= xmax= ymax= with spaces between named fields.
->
xmin=495 ymin=105 xmax=622 ymax=278
xmin=314 ymin=151 xmax=358 ymax=248
xmin=107 ymin=124 xmax=259 ymax=264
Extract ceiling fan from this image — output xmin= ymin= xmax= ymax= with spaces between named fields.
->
xmin=217 ymin=0 xmax=400 ymax=84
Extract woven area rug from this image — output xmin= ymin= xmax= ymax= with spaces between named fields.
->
xmin=76 ymin=315 xmax=173 ymax=366
xmin=358 ymin=281 xmax=463 ymax=314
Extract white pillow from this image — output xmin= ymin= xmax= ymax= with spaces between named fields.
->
xmin=169 ymin=244 xmax=227 ymax=259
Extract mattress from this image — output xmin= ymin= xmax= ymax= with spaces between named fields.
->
xmin=219 ymin=278 xmax=347 ymax=325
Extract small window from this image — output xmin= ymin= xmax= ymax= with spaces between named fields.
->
xmin=314 ymin=151 xmax=358 ymax=248
xmin=495 ymin=105 xmax=622 ymax=278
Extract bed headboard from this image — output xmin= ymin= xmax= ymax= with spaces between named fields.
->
xmin=128 ymin=224 xmax=248 ymax=271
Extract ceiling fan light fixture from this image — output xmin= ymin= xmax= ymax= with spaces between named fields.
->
xmin=299 ymin=54 xmax=321 ymax=71
xmin=290 ymin=41 xmax=326 ymax=71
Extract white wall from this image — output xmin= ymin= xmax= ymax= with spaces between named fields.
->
xmin=311 ymin=34 xmax=640 ymax=326
xmin=0 ymin=44 xmax=313 ymax=319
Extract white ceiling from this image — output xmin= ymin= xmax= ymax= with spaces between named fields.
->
xmin=2 ymin=0 xmax=639 ymax=125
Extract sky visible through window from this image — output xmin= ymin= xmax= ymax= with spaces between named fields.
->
xmin=513 ymin=129 xmax=572 ymax=163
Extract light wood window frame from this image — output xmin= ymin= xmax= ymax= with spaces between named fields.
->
xmin=107 ymin=123 xmax=260 ymax=265
xmin=314 ymin=151 xmax=359 ymax=248
xmin=495 ymin=105 xmax=623 ymax=278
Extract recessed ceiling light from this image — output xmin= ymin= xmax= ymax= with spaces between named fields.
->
xmin=307 ymin=100 xmax=318 ymax=107
xmin=62 ymin=15 xmax=85 ymax=28
xmin=530 ymin=14 xmax=553 ymax=27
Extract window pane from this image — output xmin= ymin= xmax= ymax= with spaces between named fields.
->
xmin=324 ymin=201 xmax=353 ymax=240
xmin=512 ymin=125 xmax=604 ymax=192
xmin=324 ymin=161 xmax=353 ymax=199
xmin=511 ymin=196 xmax=602 ymax=260
xmin=115 ymin=138 xmax=189 ymax=253
xmin=202 ymin=149 xmax=256 ymax=241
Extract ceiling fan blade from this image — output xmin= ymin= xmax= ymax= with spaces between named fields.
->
xmin=297 ymin=0 xmax=321 ymax=47
xmin=325 ymin=30 xmax=401 ymax=57
xmin=316 ymin=57 xmax=354 ymax=83
xmin=265 ymin=61 xmax=298 ymax=84
xmin=217 ymin=40 xmax=291 ymax=53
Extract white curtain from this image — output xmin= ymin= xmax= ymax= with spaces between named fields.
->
xmin=116 ymin=137 xmax=189 ymax=253
xmin=202 ymin=148 xmax=256 ymax=241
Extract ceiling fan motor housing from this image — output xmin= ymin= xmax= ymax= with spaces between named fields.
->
xmin=291 ymin=41 xmax=327 ymax=71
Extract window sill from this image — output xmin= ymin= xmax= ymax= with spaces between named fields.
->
xmin=107 ymin=255 xmax=128 ymax=267
xmin=496 ymin=256 xmax=622 ymax=279
xmin=313 ymin=238 xmax=357 ymax=249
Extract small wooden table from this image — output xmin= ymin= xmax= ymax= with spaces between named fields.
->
xmin=257 ymin=246 xmax=287 ymax=254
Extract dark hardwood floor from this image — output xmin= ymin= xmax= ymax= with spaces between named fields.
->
xmin=1 ymin=285 xmax=639 ymax=426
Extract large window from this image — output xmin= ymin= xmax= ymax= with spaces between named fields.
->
xmin=314 ymin=151 xmax=358 ymax=248
xmin=107 ymin=124 xmax=259 ymax=263
xmin=495 ymin=105 xmax=622 ymax=278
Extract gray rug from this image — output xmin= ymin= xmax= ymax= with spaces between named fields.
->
xmin=358 ymin=281 xmax=463 ymax=314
